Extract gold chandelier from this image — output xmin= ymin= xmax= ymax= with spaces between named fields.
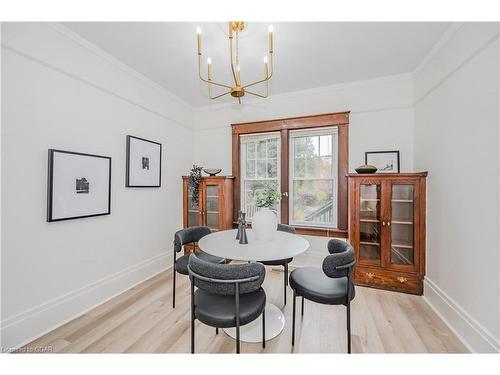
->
xmin=196 ymin=21 xmax=274 ymax=104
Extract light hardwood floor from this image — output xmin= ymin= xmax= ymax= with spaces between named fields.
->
xmin=22 ymin=267 xmax=468 ymax=353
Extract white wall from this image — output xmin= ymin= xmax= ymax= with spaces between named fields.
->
xmin=193 ymin=74 xmax=415 ymax=174
xmin=414 ymin=23 xmax=500 ymax=352
xmin=1 ymin=23 xmax=194 ymax=349
xmin=193 ymin=74 xmax=416 ymax=264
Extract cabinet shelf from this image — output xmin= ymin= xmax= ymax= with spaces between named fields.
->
xmin=391 ymin=220 xmax=413 ymax=225
xmin=360 ymin=219 xmax=380 ymax=223
xmin=392 ymin=242 xmax=413 ymax=249
xmin=360 ymin=198 xmax=380 ymax=202
xmin=392 ymin=199 xmax=413 ymax=203
xmin=360 ymin=241 xmax=380 ymax=246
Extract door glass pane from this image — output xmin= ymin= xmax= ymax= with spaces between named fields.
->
xmin=292 ymin=180 xmax=334 ymax=225
xmin=187 ymin=207 xmax=199 ymax=227
xmin=241 ymin=134 xmax=280 ymax=221
xmin=187 ymin=187 xmax=199 ymax=227
xmin=205 ymin=185 xmax=219 ymax=230
xmin=244 ymin=180 xmax=279 ymax=220
xmin=290 ymin=129 xmax=337 ymax=227
xmin=359 ymin=184 xmax=381 ymax=262
xmin=206 ymin=213 xmax=219 ymax=231
xmin=391 ymin=184 xmax=414 ymax=265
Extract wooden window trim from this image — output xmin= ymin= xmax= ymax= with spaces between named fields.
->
xmin=232 ymin=111 xmax=349 ymax=238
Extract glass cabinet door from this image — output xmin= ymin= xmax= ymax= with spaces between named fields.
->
xmin=358 ymin=183 xmax=382 ymax=265
xmin=187 ymin=187 xmax=201 ymax=227
xmin=390 ymin=184 xmax=415 ymax=267
xmin=204 ymin=184 xmax=220 ymax=231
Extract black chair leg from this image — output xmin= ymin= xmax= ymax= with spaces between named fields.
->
xmin=236 ymin=324 xmax=240 ymax=354
xmin=283 ymin=264 xmax=288 ymax=305
xmin=172 ymin=268 xmax=176 ymax=308
xmin=301 ymin=296 xmax=304 ymax=316
xmin=190 ymin=279 xmax=195 ymax=354
xmin=262 ymin=309 xmax=266 ymax=349
xmin=292 ymin=290 xmax=296 ymax=346
xmin=347 ymin=298 xmax=351 ymax=354
xmin=216 ymin=327 xmax=219 ymax=335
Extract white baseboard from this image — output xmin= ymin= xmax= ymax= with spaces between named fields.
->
xmin=1 ymin=252 xmax=172 ymax=352
xmin=423 ymin=277 xmax=500 ymax=353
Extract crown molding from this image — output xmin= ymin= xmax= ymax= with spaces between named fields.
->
xmin=414 ymin=23 xmax=464 ymax=73
xmin=194 ymin=73 xmax=414 ymax=113
xmin=47 ymin=22 xmax=194 ymax=112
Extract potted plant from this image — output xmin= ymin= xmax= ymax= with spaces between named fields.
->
xmin=188 ymin=165 xmax=203 ymax=206
xmin=252 ymin=186 xmax=281 ymax=241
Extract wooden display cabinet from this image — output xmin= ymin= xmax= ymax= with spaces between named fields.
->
xmin=182 ymin=176 xmax=234 ymax=253
xmin=348 ymin=172 xmax=427 ymax=295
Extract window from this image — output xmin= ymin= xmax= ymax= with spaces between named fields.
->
xmin=240 ymin=133 xmax=281 ymax=221
xmin=289 ymin=128 xmax=338 ymax=227
xmin=232 ymin=111 xmax=349 ymax=235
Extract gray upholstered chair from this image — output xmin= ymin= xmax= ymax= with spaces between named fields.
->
xmin=172 ymin=226 xmax=225 ymax=308
xmin=289 ymin=239 xmax=356 ymax=353
xmin=188 ymin=253 xmax=266 ymax=354
xmin=259 ymin=223 xmax=296 ymax=305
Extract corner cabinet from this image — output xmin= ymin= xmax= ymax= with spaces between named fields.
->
xmin=182 ymin=176 xmax=234 ymax=232
xmin=348 ymin=173 xmax=427 ymax=295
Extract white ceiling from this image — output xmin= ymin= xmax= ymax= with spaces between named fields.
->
xmin=63 ymin=22 xmax=451 ymax=107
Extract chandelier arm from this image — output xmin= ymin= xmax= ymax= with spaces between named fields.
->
xmin=209 ymin=91 xmax=231 ymax=100
xmin=245 ymin=89 xmax=268 ymax=98
xmin=198 ymin=56 xmax=233 ymax=89
xmin=242 ymin=54 xmax=274 ymax=89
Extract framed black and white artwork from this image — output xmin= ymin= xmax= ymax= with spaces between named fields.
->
xmin=47 ymin=149 xmax=111 ymax=222
xmin=126 ymin=135 xmax=162 ymax=187
xmin=365 ymin=150 xmax=400 ymax=173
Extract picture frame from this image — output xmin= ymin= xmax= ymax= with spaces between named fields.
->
xmin=47 ymin=149 xmax=112 ymax=222
xmin=365 ymin=150 xmax=400 ymax=173
xmin=126 ymin=135 xmax=162 ymax=188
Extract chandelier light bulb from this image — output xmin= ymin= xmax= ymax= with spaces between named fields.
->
xmin=207 ymin=57 xmax=212 ymax=65
xmin=196 ymin=26 xmax=202 ymax=35
xmin=237 ymin=64 xmax=240 ymax=71
xmin=268 ymin=25 xmax=273 ymax=33
xmin=263 ymin=56 xmax=268 ymax=64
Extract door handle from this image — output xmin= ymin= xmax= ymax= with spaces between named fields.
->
xmin=282 ymin=192 xmax=288 ymax=197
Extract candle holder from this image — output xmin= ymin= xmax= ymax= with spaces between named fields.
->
xmin=236 ymin=211 xmax=248 ymax=244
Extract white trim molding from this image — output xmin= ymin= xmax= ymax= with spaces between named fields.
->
xmin=424 ymin=277 xmax=500 ymax=353
xmin=1 ymin=252 xmax=172 ymax=352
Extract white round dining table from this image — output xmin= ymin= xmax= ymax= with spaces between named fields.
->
xmin=198 ymin=228 xmax=310 ymax=343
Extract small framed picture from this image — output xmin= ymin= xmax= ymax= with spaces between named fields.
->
xmin=126 ymin=135 xmax=162 ymax=187
xmin=47 ymin=149 xmax=111 ymax=222
xmin=365 ymin=151 xmax=400 ymax=173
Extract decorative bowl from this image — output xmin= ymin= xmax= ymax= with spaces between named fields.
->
xmin=355 ymin=165 xmax=378 ymax=174
xmin=203 ymin=168 xmax=222 ymax=176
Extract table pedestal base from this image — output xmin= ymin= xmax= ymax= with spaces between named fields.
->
xmin=223 ymin=302 xmax=285 ymax=343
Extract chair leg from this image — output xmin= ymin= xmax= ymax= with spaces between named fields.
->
xmin=301 ymin=296 xmax=304 ymax=316
xmin=283 ymin=264 xmax=288 ymax=306
xmin=262 ymin=309 xmax=266 ymax=349
xmin=292 ymin=290 xmax=296 ymax=346
xmin=216 ymin=327 xmax=219 ymax=335
xmin=190 ymin=278 xmax=195 ymax=354
xmin=347 ymin=298 xmax=351 ymax=354
xmin=236 ymin=324 xmax=240 ymax=354
xmin=172 ymin=268 xmax=176 ymax=309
